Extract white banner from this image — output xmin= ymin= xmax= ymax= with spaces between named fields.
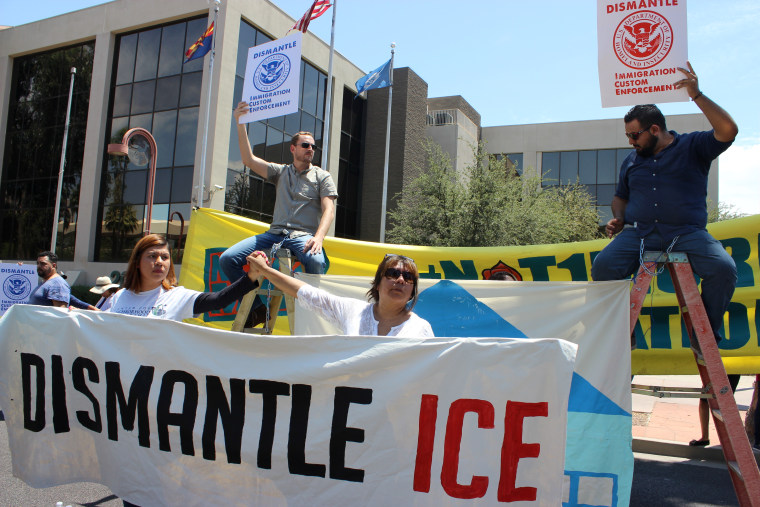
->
xmin=295 ymin=275 xmax=634 ymax=507
xmin=239 ymin=32 xmax=302 ymax=124
xmin=0 ymin=305 xmax=576 ymax=506
xmin=0 ymin=262 xmax=36 ymax=315
xmin=597 ymin=0 xmax=688 ymax=108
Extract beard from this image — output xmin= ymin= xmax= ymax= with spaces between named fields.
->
xmin=635 ymin=133 xmax=658 ymax=158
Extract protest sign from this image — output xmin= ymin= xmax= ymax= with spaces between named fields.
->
xmin=239 ymin=32 xmax=302 ymax=124
xmin=597 ymin=0 xmax=688 ymax=107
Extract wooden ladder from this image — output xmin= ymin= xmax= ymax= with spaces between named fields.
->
xmin=630 ymin=251 xmax=760 ymax=506
xmin=231 ymin=249 xmax=296 ymax=335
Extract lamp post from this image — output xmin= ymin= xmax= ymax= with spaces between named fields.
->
xmin=107 ymin=128 xmax=157 ymax=236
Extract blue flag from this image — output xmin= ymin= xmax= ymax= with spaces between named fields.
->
xmin=355 ymin=58 xmax=392 ymax=95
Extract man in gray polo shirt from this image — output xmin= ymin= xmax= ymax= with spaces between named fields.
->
xmin=220 ymin=101 xmax=338 ymax=291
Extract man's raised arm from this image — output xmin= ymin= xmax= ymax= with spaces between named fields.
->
xmin=233 ymin=101 xmax=269 ymax=178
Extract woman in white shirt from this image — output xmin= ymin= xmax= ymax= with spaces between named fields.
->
xmin=107 ymin=234 xmax=258 ymax=321
xmin=246 ymin=251 xmax=433 ymax=337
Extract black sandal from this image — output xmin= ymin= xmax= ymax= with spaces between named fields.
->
xmin=689 ymin=438 xmax=709 ymax=447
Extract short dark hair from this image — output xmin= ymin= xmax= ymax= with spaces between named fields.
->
xmin=366 ymin=254 xmax=420 ymax=309
xmin=489 ymin=271 xmax=516 ymax=281
xmin=624 ymin=104 xmax=667 ymax=130
xmin=37 ymin=251 xmax=58 ymax=264
xmin=291 ymin=131 xmax=315 ymax=146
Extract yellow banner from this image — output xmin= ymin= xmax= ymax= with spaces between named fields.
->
xmin=179 ymin=208 xmax=760 ymax=374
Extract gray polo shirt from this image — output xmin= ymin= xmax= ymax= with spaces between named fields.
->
xmin=267 ymin=162 xmax=338 ymax=236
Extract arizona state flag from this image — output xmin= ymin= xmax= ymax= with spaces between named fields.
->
xmin=184 ymin=22 xmax=214 ymax=63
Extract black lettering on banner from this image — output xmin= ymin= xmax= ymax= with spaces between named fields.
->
xmin=329 ymin=386 xmax=372 ymax=483
xmin=202 ymin=376 xmax=246 ymax=463
xmin=51 ymin=355 xmax=70 ymax=433
xmin=288 ymin=384 xmax=326 ymax=477
xmin=21 ymin=352 xmax=45 ymax=432
xmin=72 ymin=357 xmax=102 ymax=432
xmin=106 ymin=361 xmax=154 ymax=447
xmin=157 ymin=370 xmax=198 ymax=455
xmin=250 ymin=379 xmax=290 ymax=469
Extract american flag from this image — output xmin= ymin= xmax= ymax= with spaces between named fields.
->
xmin=291 ymin=0 xmax=332 ymax=33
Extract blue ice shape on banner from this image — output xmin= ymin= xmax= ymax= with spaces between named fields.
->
xmin=568 ymin=372 xmax=629 ymax=416
xmin=415 ymin=280 xmax=527 ymax=338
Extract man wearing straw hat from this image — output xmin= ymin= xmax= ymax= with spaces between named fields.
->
xmin=90 ymin=276 xmax=120 ymax=310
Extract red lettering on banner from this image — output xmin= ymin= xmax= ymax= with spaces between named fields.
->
xmin=498 ymin=401 xmax=548 ymax=502
xmin=412 ymin=394 xmax=438 ymax=492
xmin=413 ymin=396 xmax=549 ymax=502
xmin=441 ymin=399 xmax=494 ymax=499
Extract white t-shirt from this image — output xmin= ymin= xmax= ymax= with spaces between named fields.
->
xmin=106 ymin=286 xmax=200 ymax=321
xmin=296 ymin=284 xmax=434 ymax=337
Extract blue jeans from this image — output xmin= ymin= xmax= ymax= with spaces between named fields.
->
xmin=591 ymin=228 xmax=737 ymax=336
xmin=219 ymin=231 xmax=327 ymax=282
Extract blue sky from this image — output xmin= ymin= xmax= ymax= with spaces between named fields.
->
xmin=3 ymin=0 xmax=758 ymax=214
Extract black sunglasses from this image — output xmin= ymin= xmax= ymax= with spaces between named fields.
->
xmin=384 ymin=267 xmax=414 ymax=283
xmin=299 ymin=142 xmax=317 ymax=150
xmin=625 ymin=127 xmax=649 ymax=141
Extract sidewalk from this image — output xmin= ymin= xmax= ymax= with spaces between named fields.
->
xmin=632 ymin=374 xmax=759 ymax=462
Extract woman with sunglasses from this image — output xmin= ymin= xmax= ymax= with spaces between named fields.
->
xmin=106 ymin=234 xmax=259 ymax=321
xmin=245 ymin=251 xmax=433 ymax=337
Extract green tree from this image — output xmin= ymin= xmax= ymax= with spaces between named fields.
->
xmin=387 ymin=141 xmax=601 ymax=247
xmin=707 ymin=199 xmax=745 ymax=223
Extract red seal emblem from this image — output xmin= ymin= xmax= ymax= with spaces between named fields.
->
xmin=613 ymin=10 xmax=673 ymax=69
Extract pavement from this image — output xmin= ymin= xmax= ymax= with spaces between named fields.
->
xmin=632 ymin=374 xmax=760 ymax=462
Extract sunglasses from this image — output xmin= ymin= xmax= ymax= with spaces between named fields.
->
xmin=625 ymin=127 xmax=649 ymax=141
xmin=384 ymin=267 xmax=414 ymax=284
xmin=299 ymin=142 xmax=317 ymax=150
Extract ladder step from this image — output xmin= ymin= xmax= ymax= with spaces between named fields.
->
xmin=727 ymin=461 xmax=743 ymax=481
xmin=711 ymin=408 xmax=724 ymax=423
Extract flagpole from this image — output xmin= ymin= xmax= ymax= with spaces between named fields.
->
xmin=197 ymin=0 xmax=220 ymax=208
xmin=51 ymin=67 xmax=76 ymax=253
xmin=378 ymin=43 xmax=394 ymax=243
xmin=322 ymin=0 xmax=336 ymax=171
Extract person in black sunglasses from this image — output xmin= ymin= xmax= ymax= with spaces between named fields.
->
xmin=221 ymin=102 xmax=339 ymax=326
xmin=591 ymin=62 xmax=738 ymax=347
xmin=245 ymin=252 xmax=433 ymax=337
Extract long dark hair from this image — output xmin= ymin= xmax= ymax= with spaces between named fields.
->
xmin=123 ymin=234 xmax=176 ymax=293
xmin=366 ymin=254 xmax=420 ymax=309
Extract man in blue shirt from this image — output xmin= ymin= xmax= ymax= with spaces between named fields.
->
xmin=591 ymin=62 xmax=739 ymax=342
xmin=27 ymin=251 xmax=70 ymax=308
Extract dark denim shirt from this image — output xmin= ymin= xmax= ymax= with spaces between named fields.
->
xmin=615 ymin=130 xmax=733 ymax=242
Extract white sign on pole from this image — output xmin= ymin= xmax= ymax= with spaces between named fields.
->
xmin=239 ymin=32 xmax=302 ymax=124
xmin=597 ymin=0 xmax=688 ymax=108
xmin=0 ymin=263 xmax=36 ymax=315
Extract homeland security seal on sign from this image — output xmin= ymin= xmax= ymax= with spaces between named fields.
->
xmin=254 ymin=54 xmax=291 ymax=92
xmin=613 ymin=10 xmax=673 ymax=69
xmin=3 ymin=274 xmax=32 ymax=301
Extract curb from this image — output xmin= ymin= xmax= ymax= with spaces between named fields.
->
xmin=633 ymin=437 xmax=760 ymax=465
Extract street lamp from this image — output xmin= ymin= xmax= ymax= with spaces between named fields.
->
xmin=107 ymin=128 xmax=157 ymax=235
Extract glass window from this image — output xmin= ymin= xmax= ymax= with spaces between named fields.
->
xmin=179 ymin=72 xmax=202 ymax=108
xmin=134 ymin=28 xmax=161 ymax=82
xmin=0 ymin=42 xmax=93 ymax=260
xmin=560 ymin=151 xmax=578 ymax=184
xmin=596 ymin=184 xmax=616 ymax=207
xmin=152 ymin=110 xmax=177 ymax=168
xmin=171 ymin=166 xmax=194 ymax=202
xmin=174 ymin=107 xmax=199 ymax=166
xmin=578 ymin=151 xmax=596 ymax=183
xmin=96 ymin=17 xmax=205 ymax=261
xmin=157 ymin=22 xmax=185 ymax=78
xmin=130 ymin=80 xmax=156 ymax=115
xmin=597 ymin=149 xmax=617 ymax=184
xmin=116 ymin=34 xmax=137 ymax=85
xmin=112 ymin=84 xmax=132 ymax=117
xmin=541 ymin=152 xmax=559 ymax=185
xmin=154 ymin=75 xmax=181 ymax=111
